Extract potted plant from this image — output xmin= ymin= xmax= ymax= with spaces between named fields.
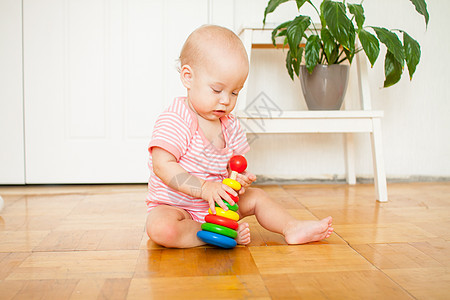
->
xmin=263 ymin=0 xmax=429 ymax=110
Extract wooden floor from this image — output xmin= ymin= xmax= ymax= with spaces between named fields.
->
xmin=0 ymin=182 xmax=449 ymax=299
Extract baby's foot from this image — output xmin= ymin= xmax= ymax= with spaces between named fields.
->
xmin=235 ymin=222 xmax=251 ymax=245
xmin=284 ymin=216 xmax=334 ymax=245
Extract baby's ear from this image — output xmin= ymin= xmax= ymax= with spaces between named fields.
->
xmin=180 ymin=65 xmax=193 ymax=89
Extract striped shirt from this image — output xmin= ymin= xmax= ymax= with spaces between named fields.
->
xmin=146 ymin=97 xmax=250 ymax=218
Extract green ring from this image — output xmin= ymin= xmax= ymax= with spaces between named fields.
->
xmin=215 ymin=201 xmax=239 ymax=211
xmin=201 ymin=222 xmax=237 ymax=239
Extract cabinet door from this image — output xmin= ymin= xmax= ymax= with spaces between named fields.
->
xmin=0 ymin=0 xmax=25 ymax=184
xmin=23 ymin=0 xmax=213 ymax=183
xmin=24 ymin=0 xmax=158 ymax=183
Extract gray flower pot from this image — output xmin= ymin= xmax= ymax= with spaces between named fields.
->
xmin=300 ymin=64 xmax=350 ymax=110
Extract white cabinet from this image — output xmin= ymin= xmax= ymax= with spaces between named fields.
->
xmin=0 ymin=0 xmax=25 ymax=184
xmin=23 ymin=0 xmax=168 ymax=183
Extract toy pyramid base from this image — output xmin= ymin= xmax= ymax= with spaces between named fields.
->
xmin=197 ymin=230 xmax=237 ymax=249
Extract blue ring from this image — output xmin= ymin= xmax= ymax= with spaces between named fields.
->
xmin=197 ymin=230 xmax=237 ymax=249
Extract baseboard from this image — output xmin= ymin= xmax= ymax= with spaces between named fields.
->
xmin=254 ymin=175 xmax=450 ymax=185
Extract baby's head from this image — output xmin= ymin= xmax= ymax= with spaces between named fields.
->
xmin=179 ymin=25 xmax=249 ymax=121
xmin=179 ymin=25 xmax=248 ymax=74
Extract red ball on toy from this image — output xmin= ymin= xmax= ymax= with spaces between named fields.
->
xmin=229 ymin=155 xmax=247 ymax=173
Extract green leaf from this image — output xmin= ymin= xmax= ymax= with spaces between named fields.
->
xmin=358 ymin=29 xmax=380 ymax=67
xmin=329 ymin=46 xmax=339 ymax=64
xmin=341 ymin=25 xmax=356 ymax=63
xmin=263 ymin=0 xmax=290 ymax=25
xmin=271 ymin=21 xmax=291 ymax=46
xmin=286 ymin=15 xmax=311 ymax=57
xmin=305 ymin=35 xmax=321 ymax=73
xmin=319 ymin=0 xmax=329 ymax=27
xmin=321 ymin=28 xmax=338 ymax=64
xmin=372 ymin=27 xmax=405 ymax=65
xmin=403 ymin=31 xmax=421 ymax=79
xmin=286 ymin=50 xmax=295 ymax=80
xmin=409 ymin=0 xmax=429 ymax=27
xmin=294 ymin=47 xmax=303 ymax=76
xmin=285 ymin=48 xmax=302 ymax=80
xmin=347 ymin=4 xmax=365 ymax=29
xmin=384 ymin=51 xmax=403 ymax=87
xmin=295 ymin=0 xmax=308 ymax=10
xmin=322 ymin=0 xmax=353 ymax=50
xmin=347 ymin=23 xmax=356 ymax=53
xmin=343 ymin=48 xmax=354 ymax=64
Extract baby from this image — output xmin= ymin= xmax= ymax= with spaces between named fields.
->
xmin=146 ymin=24 xmax=333 ymax=248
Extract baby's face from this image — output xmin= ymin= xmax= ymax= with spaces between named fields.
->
xmin=187 ymin=47 xmax=249 ymax=121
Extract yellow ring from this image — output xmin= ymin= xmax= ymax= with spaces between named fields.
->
xmin=208 ymin=207 xmax=239 ymax=221
xmin=222 ymin=178 xmax=241 ymax=191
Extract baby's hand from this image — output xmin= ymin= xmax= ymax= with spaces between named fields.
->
xmin=200 ymin=181 xmax=238 ymax=214
xmin=236 ymin=171 xmax=257 ymax=194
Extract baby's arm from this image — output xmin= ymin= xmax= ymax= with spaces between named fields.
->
xmin=152 ymin=147 xmax=237 ymax=213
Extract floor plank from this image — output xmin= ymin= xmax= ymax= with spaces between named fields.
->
xmin=262 ymin=270 xmax=413 ymax=300
xmin=69 ymin=278 xmax=106 ymax=300
xmin=6 ymin=250 xmax=140 ymax=280
xmin=127 ymin=275 xmax=271 ymax=299
xmin=134 ymin=247 xmax=259 ymax=278
xmin=353 ymin=243 xmax=444 ymax=269
xmin=333 ymin=223 xmax=437 ymax=245
xmin=384 ymin=267 xmax=450 ymax=300
xmin=250 ymin=244 xmax=375 ymax=274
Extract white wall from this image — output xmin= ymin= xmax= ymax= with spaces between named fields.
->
xmin=236 ymin=0 xmax=450 ymax=181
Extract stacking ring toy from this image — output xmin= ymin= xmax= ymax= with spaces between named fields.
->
xmin=197 ymin=230 xmax=237 ymax=249
xmin=208 ymin=207 xmax=239 ymax=221
xmin=205 ymin=214 xmax=239 ymax=230
xmin=215 ymin=201 xmax=239 ymax=211
xmin=223 ymin=178 xmax=241 ymax=191
xmin=197 ymin=155 xmax=248 ymax=249
xmin=201 ymin=223 xmax=237 ymax=239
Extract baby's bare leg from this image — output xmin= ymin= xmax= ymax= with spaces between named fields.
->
xmin=146 ymin=205 xmax=204 ymax=248
xmin=238 ymin=188 xmax=333 ymax=244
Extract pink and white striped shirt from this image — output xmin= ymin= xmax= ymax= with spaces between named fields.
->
xmin=146 ymin=97 xmax=249 ymax=221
